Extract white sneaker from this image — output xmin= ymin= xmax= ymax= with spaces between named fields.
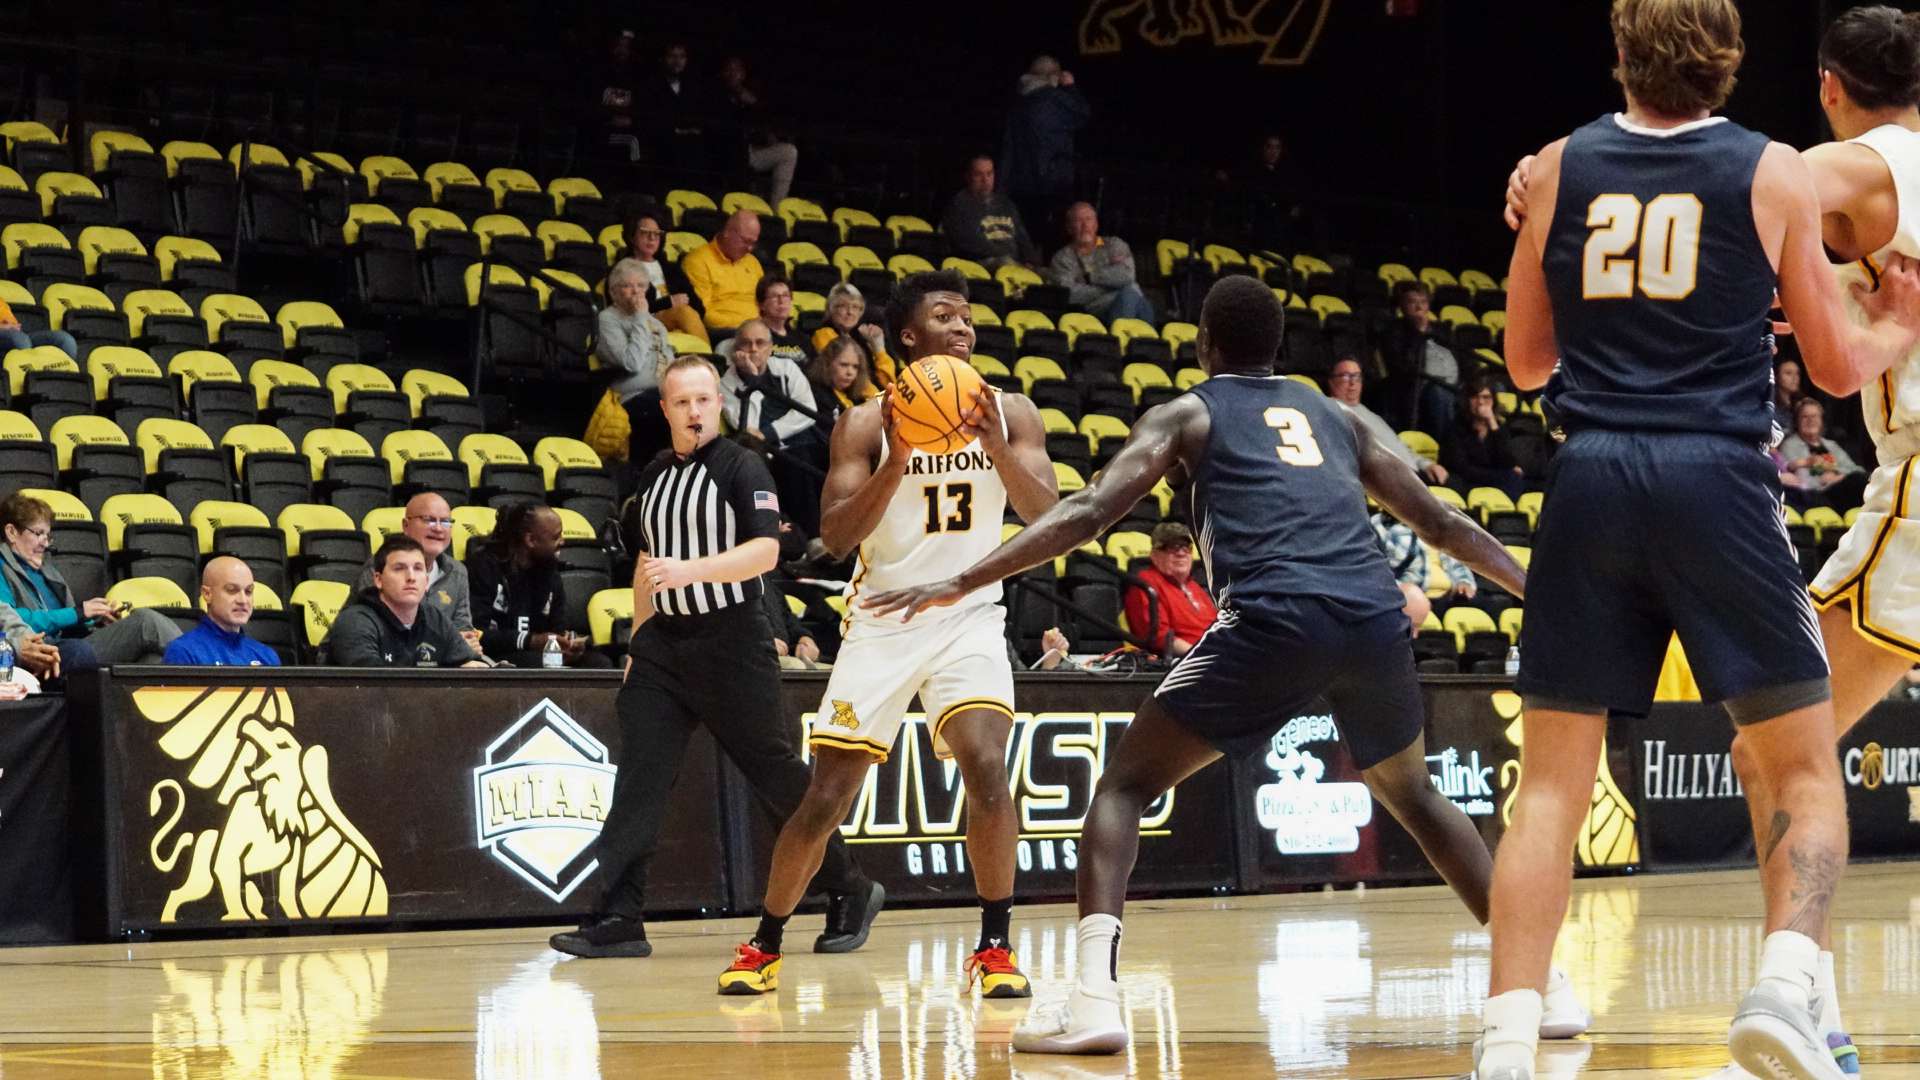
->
xmin=1701 ymin=1067 xmax=1758 ymax=1079
xmin=1012 ymin=986 xmax=1127 ymax=1055
xmin=1729 ymin=979 xmax=1846 ymax=1080
xmin=1471 ymin=1036 xmax=1534 ymax=1080
xmin=1704 ymin=1030 xmax=1858 ymax=1079
xmin=1539 ymin=968 xmax=1592 ymax=1039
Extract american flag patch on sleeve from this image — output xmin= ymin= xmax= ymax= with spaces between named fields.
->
xmin=753 ymin=490 xmax=780 ymax=512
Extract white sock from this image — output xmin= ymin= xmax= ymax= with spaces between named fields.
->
xmin=1075 ymin=914 xmax=1122 ymax=997
xmin=1817 ymin=950 xmax=1844 ymax=1034
xmin=1480 ymin=989 xmax=1542 ymax=1069
xmin=1756 ymin=930 xmax=1820 ymax=1004
xmin=1545 ymin=967 xmax=1567 ymax=996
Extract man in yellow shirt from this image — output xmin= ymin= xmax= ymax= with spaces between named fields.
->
xmin=682 ymin=210 xmax=765 ymax=333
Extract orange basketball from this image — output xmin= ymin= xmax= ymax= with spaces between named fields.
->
xmin=889 ymin=354 xmax=985 ymax=454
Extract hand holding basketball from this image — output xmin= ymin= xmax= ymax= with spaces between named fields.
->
xmin=957 ymin=385 xmax=1007 ymax=453
xmin=888 ymin=355 xmax=986 ymax=454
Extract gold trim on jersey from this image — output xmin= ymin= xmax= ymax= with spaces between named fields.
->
xmin=1810 ymin=456 xmax=1920 ymax=660
xmin=809 ymin=731 xmax=891 ymax=763
xmin=1862 ymin=256 xmax=1898 ymax=436
xmin=931 ymin=697 xmax=1016 ymax=745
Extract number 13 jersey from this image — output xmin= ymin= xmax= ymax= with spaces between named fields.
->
xmin=1541 ymin=113 xmax=1776 ymax=444
xmin=1184 ymin=374 xmax=1402 ymax=621
xmin=847 ymin=424 xmax=1008 ymax=628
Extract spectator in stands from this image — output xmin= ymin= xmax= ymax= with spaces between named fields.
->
xmin=0 ymin=295 xmax=76 ymax=359
xmin=0 ymin=602 xmax=61 ymax=683
xmin=1779 ymin=397 xmax=1868 ymax=511
xmin=1327 ymin=355 xmax=1448 ymax=484
xmin=1121 ymin=522 xmax=1218 ymax=658
xmin=807 ymin=336 xmax=879 ymax=438
xmin=1371 ymin=509 xmax=1476 ymax=631
xmin=1048 ymin=202 xmax=1154 ymax=324
xmin=1378 ymin=281 xmax=1463 ymax=435
xmin=721 ymin=318 xmax=825 ymax=535
xmin=1441 ymin=376 xmax=1525 ymax=500
xmin=1001 ymin=56 xmax=1089 ymax=251
xmin=329 ymin=537 xmax=489 ymax=668
xmin=1225 ymin=133 xmax=1312 ymax=251
xmin=356 ymin=493 xmax=476 ymax=646
xmin=942 ymin=155 xmax=1040 ymax=270
xmin=760 ymin=574 xmax=823 ymax=669
xmin=683 ymin=210 xmax=765 ymax=334
xmin=596 ymin=29 xmax=641 ymax=161
xmin=162 ymin=556 xmax=279 ymax=666
xmin=622 ymin=208 xmax=708 ymax=343
xmin=600 ymin=257 xmax=677 ymax=465
xmin=1773 ymin=355 xmax=1804 ymax=419
xmin=0 ymin=492 xmax=179 ymax=670
xmin=465 ymin=502 xmax=612 ymax=670
xmin=753 ymin=276 xmax=811 ymax=365
xmin=714 ymin=56 xmax=799 ymax=207
xmin=811 ymin=282 xmax=896 ymax=388
xmin=643 ymin=42 xmax=710 ymax=179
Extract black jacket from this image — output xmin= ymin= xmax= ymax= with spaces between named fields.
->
xmin=326 ymin=588 xmax=481 ymax=668
xmin=465 ymin=546 xmax=567 ymax=657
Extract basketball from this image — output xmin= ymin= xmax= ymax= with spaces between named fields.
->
xmin=889 ymin=354 xmax=985 ymax=454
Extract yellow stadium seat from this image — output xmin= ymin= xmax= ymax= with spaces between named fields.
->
xmin=275 ymin=300 xmax=345 ymax=351
xmin=995 ymin=263 xmax=1045 ymax=297
xmin=1121 ymin=362 xmax=1171 ymax=402
xmin=1037 ymin=408 xmax=1075 ymax=435
xmin=721 ymin=191 xmax=773 ymax=217
xmin=1461 ymin=269 xmax=1501 ymax=296
xmin=20 ymin=487 xmax=89 ymax=522
xmin=971 ymin=354 xmax=1011 ymax=379
xmin=1110 ymin=318 xmax=1158 ymax=351
xmin=75 ymin=225 xmax=147 ymax=276
xmin=1481 ymin=310 xmax=1508 ymax=338
xmin=294 ymin=151 xmax=356 ymax=192
xmin=85 ymin=345 xmax=162 ymax=400
xmin=278 ymin=503 xmax=357 ymax=558
xmin=1399 ymin=430 xmax=1440 ymax=460
xmin=1005 ymin=310 xmax=1054 ymax=345
xmin=189 ymin=499 xmax=272 ymax=554
xmin=777 ymin=197 xmax=828 ymax=229
xmin=219 ymin=423 xmax=296 ymax=475
xmin=832 ymin=245 xmax=882 ymax=279
xmin=664 ymin=230 xmax=705 ymax=263
xmin=1442 ymin=605 xmax=1499 ymax=653
xmin=290 ymin=579 xmax=351 ymax=649
xmin=532 ymin=437 xmax=604 ymax=488
xmin=943 ymin=257 xmax=991 ymax=281
xmin=154 ymin=236 xmax=223 ymax=281
xmin=1379 ymin=262 xmax=1417 ymax=293
xmin=1310 ymin=295 xmax=1352 ymax=323
xmin=248 ymin=359 xmax=322 ymax=410
xmin=324 ymin=363 xmax=396 ymax=413
xmin=1516 ymin=491 xmax=1544 ymax=526
xmin=421 ymin=161 xmax=483 ymax=203
xmin=87 ymin=130 xmax=153 ymax=173
xmin=1078 ymin=413 xmax=1130 ymax=454
xmin=1013 ymin=355 xmax=1067 ymax=392
xmin=457 ymin=432 xmax=530 ymax=486
xmin=667 ymin=331 xmax=710 ymax=356
xmin=1174 ymin=367 xmax=1207 ymax=390
xmin=548 ymin=177 xmax=605 ymax=216
xmin=121 ymin=289 xmax=196 ymax=338
xmin=554 ymin=507 xmax=597 ymax=543
xmin=361 ymin=506 xmax=406 ymax=551
xmin=0 ymin=166 xmax=22 ymax=194
xmin=343 ymin=202 xmax=402 ymax=245
xmin=1161 ymin=322 xmax=1199 ymax=352
xmin=47 ymin=415 xmax=129 ymax=471
xmin=831 ymin=206 xmax=881 ymax=241
xmin=1469 ymin=487 xmax=1517 ymax=522
xmin=665 ymin=189 xmax=717 ymax=225
xmin=884 ymin=214 xmax=932 ymax=244
xmin=6 ymin=346 xmax=79 ymax=397
xmin=1505 ymin=544 xmax=1532 ymax=570
xmin=301 ymin=427 xmax=378 ymax=482
xmin=1429 ymin=485 xmax=1467 ymax=510
xmin=537 ymin=219 xmax=597 ymax=261
xmin=406 ymin=206 xmax=467 ymax=248
xmin=450 ymin=504 xmax=497 ymax=560
xmin=484 ymin=167 xmax=549 ymax=214
xmin=588 ymin=588 xmax=635 ymax=646
xmin=41 ymin=283 xmax=114 ymax=331
xmin=1155 ymin=240 xmax=1190 ymax=279
xmin=379 ymin=429 xmax=453 ymax=485
xmin=1284 ymin=373 xmax=1320 ymax=392
xmin=970 ymin=303 xmax=1001 ymax=327
xmin=597 ymin=222 xmax=626 ymax=264
xmin=888 ymin=253 xmax=935 ymax=279
xmin=1499 ymin=607 xmax=1524 ymax=644
xmin=401 ymin=369 xmax=469 ymax=418
xmin=1105 ymin=531 xmax=1153 ymax=571
xmin=0 ymin=410 xmax=41 ymax=442
xmin=1421 ymin=267 xmax=1461 ymax=293
xmin=1053 ymin=461 xmax=1087 ymax=493
xmin=1803 ymin=506 xmax=1845 ymax=544
xmin=134 ymin=417 xmax=213 ymax=474
xmin=107 ymin=575 xmax=192 ymax=612
xmin=34 ymin=172 xmax=104 ymax=218
xmin=199 ymin=293 xmax=272 ymax=343
xmin=1058 ymin=312 xmax=1106 ymax=347
xmin=472 ymin=214 xmax=532 ymax=255
xmin=359 ymin=155 xmax=420 ymax=195
xmin=531 ymin=269 xmax=593 ymax=311
xmin=463 ymin=262 xmax=526 ymax=306
xmin=1201 ymin=243 xmax=1247 ymax=274
xmin=227 ymin=143 xmax=291 ymax=172
xmin=99 ymin=493 xmax=183 ymax=551
xmin=792 ymin=290 xmax=825 ymax=318
xmin=777 ymin=241 xmax=828 ymax=278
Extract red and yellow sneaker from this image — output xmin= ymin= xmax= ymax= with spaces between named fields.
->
xmin=966 ymin=946 xmax=1032 ymax=998
xmin=717 ymin=943 xmax=782 ymax=995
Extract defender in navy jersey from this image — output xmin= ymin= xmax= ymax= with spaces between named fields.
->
xmin=1483 ymin=4 xmax=1920 ymax=1079
xmin=863 ymin=277 xmax=1576 ymax=1056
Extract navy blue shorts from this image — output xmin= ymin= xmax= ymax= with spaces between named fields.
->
xmin=1516 ymin=430 xmax=1829 ymax=715
xmin=1152 ymin=598 xmax=1423 ymax=770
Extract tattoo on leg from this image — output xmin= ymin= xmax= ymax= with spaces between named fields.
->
xmin=1782 ymin=846 xmax=1843 ymax=940
xmin=1761 ymin=810 xmax=1791 ymax=865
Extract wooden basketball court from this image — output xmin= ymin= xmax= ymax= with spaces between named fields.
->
xmin=1 ymin=864 xmax=1915 ymax=1079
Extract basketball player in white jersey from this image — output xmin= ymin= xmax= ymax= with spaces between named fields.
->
xmin=717 ymin=269 xmax=1059 ymax=996
xmin=1503 ymin=9 xmax=1920 ymax=1075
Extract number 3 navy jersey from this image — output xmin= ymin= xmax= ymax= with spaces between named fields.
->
xmin=1182 ymin=374 xmax=1403 ymax=621
xmin=1541 ymin=114 xmax=1777 ymax=443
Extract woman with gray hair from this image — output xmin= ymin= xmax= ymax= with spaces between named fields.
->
xmin=808 ymin=282 xmax=897 ymax=388
xmin=599 ymin=257 xmax=678 ymax=463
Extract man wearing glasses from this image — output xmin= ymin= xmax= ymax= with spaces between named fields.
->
xmin=1326 ymin=355 xmax=1449 ymax=485
xmin=355 ymin=493 xmax=481 ymax=653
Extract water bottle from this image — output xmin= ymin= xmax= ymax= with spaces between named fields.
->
xmin=542 ymin=634 xmax=564 ymax=669
xmin=0 ymin=636 xmax=14 ymax=683
xmin=1504 ymin=644 xmax=1520 ymax=678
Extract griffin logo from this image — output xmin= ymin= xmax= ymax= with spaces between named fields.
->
xmin=138 ymin=686 xmax=387 ymax=923
xmin=1493 ymin=691 xmax=1639 ymax=867
xmin=828 ymin=700 xmax=860 ymax=731
xmin=473 ymin=699 xmax=615 ymax=902
xmin=1078 ymin=0 xmax=1332 ymax=67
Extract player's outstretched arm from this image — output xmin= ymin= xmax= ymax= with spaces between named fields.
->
xmin=863 ymin=397 xmax=1201 ymax=619
xmin=818 ymin=400 xmax=910 ymax=559
xmin=1349 ymin=409 xmax=1526 ymax=599
xmin=1766 ymin=142 xmax=1920 ymax=397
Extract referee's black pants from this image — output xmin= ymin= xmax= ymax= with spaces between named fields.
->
xmin=590 ymin=602 xmax=864 ymax=919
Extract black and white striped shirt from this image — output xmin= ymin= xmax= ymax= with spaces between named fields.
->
xmin=629 ymin=437 xmax=783 ymax=616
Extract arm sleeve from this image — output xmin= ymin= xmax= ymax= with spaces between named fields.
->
xmin=681 ymin=249 xmax=719 ymax=316
xmin=545 ymin=570 xmax=570 ymax=634
xmin=161 ymin=634 xmax=195 ymax=664
xmin=769 ymin=363 xmax=819 ymax=443
xmin=722 ymin=449 xmax=783 ymax=541
xmin=470 ymin=565 xmax=519 ymax=658
xmin=719 ymin=373 xmax=746 ymax=430
xmin=1122 ymin=583 xmax=1153 ymax=645
xmin=1438 ymin=550 xmax=1477 ymax=590
xmin=1086 ymin=239 xmax=1137 ymax=289
xmin=0 ymin=577 xmax=72 ymax=634
xmin=324 ymin=609 xmax=384 ymax=667
xmin=441 ymin=624 xmax=481 ymax=666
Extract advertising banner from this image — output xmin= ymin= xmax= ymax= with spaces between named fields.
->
xmin=95 ymin=672 xmax=730 ymax=935
xmin=0 ymin=697 xmax=74 ymax=943
xmin=723 ymin=674 xmax=1240 ymax=906
xmin=1835 ymin=703 xmax=1919 ymax=859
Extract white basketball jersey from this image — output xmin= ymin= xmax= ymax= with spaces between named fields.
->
xmin=847 ymin=426 xmax=1008 ymax=627
xmin=1836 ymin=123 xmax=1920 ymax=459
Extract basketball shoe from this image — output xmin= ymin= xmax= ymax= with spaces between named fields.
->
xmin=1011 ymin=985 xmax=1128 ymax=1055
xmin=967 ymin=945 xmax=1032 ymax=998
xmin=717 ymin=942 xmax=782 ymax=995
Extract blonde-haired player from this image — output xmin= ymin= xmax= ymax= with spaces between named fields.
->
xmin=717 ymin=270 xmax=1058 ymax=996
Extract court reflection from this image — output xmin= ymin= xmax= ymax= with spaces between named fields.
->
xmin=148 ymin=947 xmax=387 ymax=1080
xmin=478 ymin=954 xmax=601 ymax=1080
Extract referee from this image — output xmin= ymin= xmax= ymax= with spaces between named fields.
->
xmin=552 ymin=356 xmax=882 ymax=959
